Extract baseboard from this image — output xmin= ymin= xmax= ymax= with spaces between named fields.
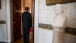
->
xmin=0 ymin=42 xmax=11 ymax=43
xmin=0 ymin=39 xmax=11 ymax=43
xmin=0 ymin=39 xmax=7 ymax=42
xmin=0 ymin=42 xmax=6 ymax=43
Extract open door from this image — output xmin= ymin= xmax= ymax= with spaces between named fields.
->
xmin=12 ymin=0 xmax=21 ymax=41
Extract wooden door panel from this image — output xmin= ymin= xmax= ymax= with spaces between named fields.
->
xmin=14 ymin=12 xmax=20 ymax=20
xmin=14 ymin=24 xmax=21 ymax=39
xmin=12 ymin=0 xmax=21 ymax=41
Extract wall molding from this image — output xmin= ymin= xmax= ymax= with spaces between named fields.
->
xmin=39 ymin=23 xmax=76 ymax=36
xmin=65 ymin=27 xmax=76 ymax=36
xmin=39 ymin=23 xmax=53 ymax=30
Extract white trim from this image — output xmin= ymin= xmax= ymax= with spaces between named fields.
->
xmin=34 ymin=0 xmax=39 ymax=43
xmin=6 ymin=0 xmax=12 ymax=42
xmin=7 ymin=40 xmax=11 ymax=42
xmin=0 ymin=39 xmax=11 ymax=43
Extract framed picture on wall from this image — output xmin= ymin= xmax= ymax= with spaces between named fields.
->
xmin=46 ymin=0 xmax=76 ymax=5
xmin=0 ymin=0 xmax=1 ymax=9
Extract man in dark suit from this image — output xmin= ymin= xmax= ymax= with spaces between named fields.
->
xmin=22 ymin=7 xmax=32 ymax=43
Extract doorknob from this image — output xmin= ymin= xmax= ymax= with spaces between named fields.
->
xmin=13 ymin=22 xmax=16 ymax=24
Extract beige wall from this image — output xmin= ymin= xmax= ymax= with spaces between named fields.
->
xmin=21 ymin=0 xmax=25 ymax=13
xmin=25 ymin=0 xmax=32 ymax=13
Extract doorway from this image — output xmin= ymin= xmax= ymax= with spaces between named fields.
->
xmin=12 ymin=0 xmax=35 ymax=42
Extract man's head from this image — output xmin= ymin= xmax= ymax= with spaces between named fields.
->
xmin=25 ymin=7 xmax=29 ymax=11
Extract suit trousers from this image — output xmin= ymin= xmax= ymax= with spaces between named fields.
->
xmin=23 ymin=28 xmax=30 ymax=43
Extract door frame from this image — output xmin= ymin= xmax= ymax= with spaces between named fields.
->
xmin=34 ymin=0 xmax=39 ymax=43
xmin=5 ymin=0 xmax=39 ymax=42
xmin=6 ymin=0 xmax=13 ymax=42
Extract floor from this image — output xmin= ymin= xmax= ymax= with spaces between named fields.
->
xmin=12 ymin=38 xmax=23 ymax=43
xmin=12 ymin=32 xmax=33 ymax=43
xmin=12 ymin=38 xmax=33 ymax=43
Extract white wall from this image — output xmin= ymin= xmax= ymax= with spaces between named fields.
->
xmin=37 ymin=0 xmax=76 ymax=43
xmin=0 ymin=0 xmax=12 ymax=42
xmin=0 ymin=0 xmax=7 ymax=42
xmin=39 ymin=0 xmax=76 ymax=28
xmin=38 ymin=28 xmax=53 ymax=43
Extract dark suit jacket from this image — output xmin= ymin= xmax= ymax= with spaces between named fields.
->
xmin=22 ymin=11 xmax=32 ymax=29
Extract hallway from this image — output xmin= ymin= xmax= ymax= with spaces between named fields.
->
xmin=12 ymin=37 xmax=33 ymax=43
xmin=0 ymin=31 xmax=33 ymax=43
xmin=12 ymin=31 xmax=33 ymax=43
